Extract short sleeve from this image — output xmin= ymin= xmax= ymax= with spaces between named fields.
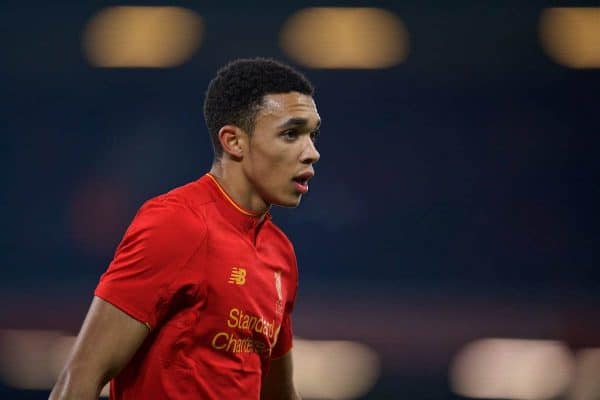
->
xmin=94 ymin=197 xmax=206 ymax=329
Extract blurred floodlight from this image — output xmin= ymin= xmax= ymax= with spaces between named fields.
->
xmin=539 ymin=7 xmax=600 ymax=69
xmin=569 ymin=348 xmax=600 ymax=400
xmin=83 ymin=6 xmax=203 ymax=68
xmin=0 ymin=329 xmax=108 ymax=396
xmin=292 ymin=338 xmax=380 ymax=399
xmin=280 ymin=7 xmax=409 ymax=69
xmin=0 ymin=330 xmax=377 ymax=399
xmin=450 ymin=338 xmax=574 ymax=400
xmin=0 ymin=329 xmax=71 ymax=389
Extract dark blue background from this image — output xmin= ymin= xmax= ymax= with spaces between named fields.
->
xmin=1 ymin=1 xmax=599 ymax=398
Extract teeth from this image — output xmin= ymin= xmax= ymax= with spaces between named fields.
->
xmin=294 ymin=176 xmax=310 ymax=184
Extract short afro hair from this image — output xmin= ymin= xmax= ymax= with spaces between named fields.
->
xmin=203 ymin=58 xmax=314 ymax=159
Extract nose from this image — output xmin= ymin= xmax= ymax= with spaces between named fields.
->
xmin=300 ymin=136 xmax=320 ymax=165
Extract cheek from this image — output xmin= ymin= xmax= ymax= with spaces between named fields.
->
xmin=263 ymin=156 xmax=291 ymax=185
xmin=246 ymin=139 xmax=298 ymax=187
xmin=253 ymin=145 xmax=293 ymax=171
xmin=247 ymin=148 xmax=283 ymax=182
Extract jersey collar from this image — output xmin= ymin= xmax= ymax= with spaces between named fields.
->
xmin=204 ymin=173 xmax=271 ymax=236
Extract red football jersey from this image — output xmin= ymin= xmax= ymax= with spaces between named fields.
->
xmin=94 ymin=173 xmax=298 ymax=399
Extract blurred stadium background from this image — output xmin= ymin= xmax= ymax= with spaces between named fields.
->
xmin=1 ymin=1 xmax=599 ymax=399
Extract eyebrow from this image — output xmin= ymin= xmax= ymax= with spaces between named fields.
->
xmin=278 ymin=117 xmax=321 ymax=131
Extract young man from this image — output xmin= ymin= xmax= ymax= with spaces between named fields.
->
xmin=49 ymin=58 xmax=320 ymax=400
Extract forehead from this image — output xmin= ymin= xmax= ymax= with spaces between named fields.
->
xmin=257 ymin=92 xmax=320 ymax=127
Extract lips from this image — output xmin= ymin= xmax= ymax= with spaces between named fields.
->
xmin=292 ymin=171 xmax=314 ymax=194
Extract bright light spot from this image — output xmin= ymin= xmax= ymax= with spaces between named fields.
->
xmin=0 ymin=330 xmax=376 ymax=399
xmin=568 ymin=348 xmax=600 ymax=400
xmin=293 ymin=338 xmax=380 ymax=399
xmin=83 ymin=6 xmax=203 ymax=68
xmin=0 ymin=329 xmax=68 ymax=389
xmin=539 ymin=7 xmax=600 ymax=69
xmin=450 ymin=338 xmax=574 ymax=400
xmin=0 ymin=330 xmax=108 ymax=396
xmin=280 ymin=7 xmax=409 ymax=69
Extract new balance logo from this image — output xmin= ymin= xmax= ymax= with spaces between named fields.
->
xmin=228 ymin=267 xmax=246 ymax=285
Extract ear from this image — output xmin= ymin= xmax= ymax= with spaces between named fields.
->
xmin=218 ymin=125 xmax=246 ymax=159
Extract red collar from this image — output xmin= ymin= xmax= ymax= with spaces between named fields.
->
xmin=203 ymin=173 xmax=271 ymax=237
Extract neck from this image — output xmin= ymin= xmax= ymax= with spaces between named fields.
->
xmin=209 ymin=160 xmax=271 ymax=217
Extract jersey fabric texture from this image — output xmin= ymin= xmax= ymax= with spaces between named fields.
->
xmin=94 ymin=173 xmax=298 ymax=399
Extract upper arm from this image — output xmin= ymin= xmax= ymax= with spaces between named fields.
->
xmin=94 ymin=198 xmax=206 ymax=329
xmin=50 ymin=296 xmax=149 ymax=399
xmin=261 ymin=351 xmax=300 ymax=400
xmin=69 ymin=296 xmax=150 ymax=379
xmin=51 ymin=198 xmax=206 ymax=399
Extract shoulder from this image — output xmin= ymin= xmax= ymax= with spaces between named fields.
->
xmin=161 ymin=177 xmax=216 ymax=214
xmin=130 ymin=179 xmax=215 ymax=244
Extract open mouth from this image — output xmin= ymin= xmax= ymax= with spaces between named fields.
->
xmin=292 ymin=173 xmax=313 ymax=194
xmin=293 ymin=176 xmax=309 ymax=185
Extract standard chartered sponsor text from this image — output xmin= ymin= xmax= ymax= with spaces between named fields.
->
xmin=211 ymin=308 xmax=279 ymax=356
xmin=211 ymin=332 xmax=270 ymax=355
xmin=228 ymin=308 xmax=275 ymax=338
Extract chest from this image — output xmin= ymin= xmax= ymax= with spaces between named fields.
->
xmin=201 ymin=228 xmax=289 ymax=321
xmin=145 ymin=209 xmax=296 ymax=375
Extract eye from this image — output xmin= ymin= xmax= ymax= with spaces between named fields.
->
xmin=280 ymin=130 xmax=299 ymax=141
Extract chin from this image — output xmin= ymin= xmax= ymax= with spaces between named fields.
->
xmin=272 ymin=194 xmax=302 ymax=208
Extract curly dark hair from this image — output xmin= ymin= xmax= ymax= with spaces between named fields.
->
xmin=203 ymin=58 xmax=314 ymax=159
